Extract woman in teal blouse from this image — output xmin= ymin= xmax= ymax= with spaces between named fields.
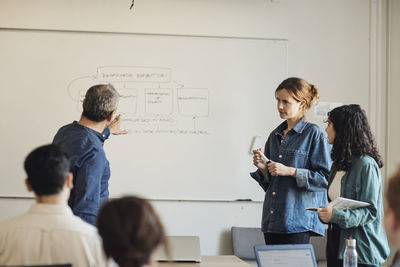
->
xmin=317 ymin=104 xmax=389 ymax=267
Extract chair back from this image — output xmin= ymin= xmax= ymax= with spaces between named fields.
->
xmin=231 ymin=226 xmax=265 ymax=260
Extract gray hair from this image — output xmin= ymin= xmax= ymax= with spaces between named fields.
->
xmin=82 ymin=84 xmax=119 ymax=122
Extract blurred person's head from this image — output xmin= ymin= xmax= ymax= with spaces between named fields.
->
xmin=97 ymin=196 xmax=166 ymax=267
xmin=384 ymin=167 xmax=400 ymax=247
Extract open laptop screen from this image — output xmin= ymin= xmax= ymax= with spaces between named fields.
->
xmin=254 ymin=244 xmax=317 ymax=267
xmin=155 ymin=236 xmax=201 ymax=262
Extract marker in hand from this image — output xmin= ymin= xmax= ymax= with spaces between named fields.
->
xmin=255 ymin=148 xmax=270 ymax=163
xmin=253 ymin=149 xmax=271 ymax=176
xmin=305 ymin=207 xmax=319 ymax=211
xmin=260 ymin=152 xmax=271 ymax=164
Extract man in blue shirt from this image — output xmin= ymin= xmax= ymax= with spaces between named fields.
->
xmin=53 ymin=84 xmax=127 ymax=225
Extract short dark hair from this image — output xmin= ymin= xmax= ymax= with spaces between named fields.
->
xmin=82 ymin=84 xmax=119 ymax=122
xmin=97 ymin=196 xmax=166 ymax=267
xmin=24 ymin=144 xmax=70 ymax=196
xmin=328 ymin=104 xmax=383 ymax=171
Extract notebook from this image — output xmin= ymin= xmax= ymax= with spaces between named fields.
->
xmin=155 ymin=236 xmax=201 ymax=262
xmin=306 ymin=196 xmax=370 ymax=211
xmin=254 ymin=244 xmax=317 ymax=267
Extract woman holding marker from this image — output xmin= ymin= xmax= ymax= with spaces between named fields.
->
xmin=317 ymin=105 xmax=389 ymax=267
xmin=251 ymin=77 xmax=332 ymax=244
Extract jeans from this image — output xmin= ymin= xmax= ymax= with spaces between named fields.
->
xmin=263 ymin=231 xmax=312 ymax=244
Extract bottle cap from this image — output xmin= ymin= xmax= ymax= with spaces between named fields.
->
xmin=346 ymin=239 xmax=356 ymax=247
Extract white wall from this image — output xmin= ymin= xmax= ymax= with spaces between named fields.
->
xmin=0 ymin=0 xmax=391 ymax=255
xmin=386 ymin=0 xmax=400 ymax=254
xmin=387 ymin=0 xmax=400 ymax=177
xmin=0 ymin=197 xmax=262 ymax=255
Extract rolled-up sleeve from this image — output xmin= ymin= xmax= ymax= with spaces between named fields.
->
xmin=250 ymin=169 xmax=270 ymax=192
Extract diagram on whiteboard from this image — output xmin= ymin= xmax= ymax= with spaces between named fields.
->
xmin=67 ymin=66 xmax=210 ymax=135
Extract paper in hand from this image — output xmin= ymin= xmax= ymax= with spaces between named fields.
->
xmin=327 ymin=197 xmax=370 ymax=210
xmin=305 ymin=197 xmax=370 ymax=211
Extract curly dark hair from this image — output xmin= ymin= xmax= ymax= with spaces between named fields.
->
xmin=328 ymin=104 xmax=383 ymax=171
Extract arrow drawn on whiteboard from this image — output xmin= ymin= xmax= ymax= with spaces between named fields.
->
xmin=67 ymin=75 xmax=97 ymax=101
xmin=173 ymin=80 xmax=184 ymax=88
xmin=159 ymin=80 xmax=184 ymax=89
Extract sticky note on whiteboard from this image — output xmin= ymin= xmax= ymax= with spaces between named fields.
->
xmin=249 ymin=136 xmax=264 ymax=155
xmin=314 ymin=102 xmax=343 ymax=118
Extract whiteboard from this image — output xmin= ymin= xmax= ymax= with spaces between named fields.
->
xmin=0 ymin=29 xmax=287 ymax=201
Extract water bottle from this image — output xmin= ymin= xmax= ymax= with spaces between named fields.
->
xmin=343 ymin=238 xmax=358 ymax=267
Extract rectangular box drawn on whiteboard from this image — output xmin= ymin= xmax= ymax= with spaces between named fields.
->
xmin=145 ymin=88 xmax=173 ymax=115
xmin=97 ymin=66 xmax=171 ymax=83
xmin=177 ymin=88 xmax=209 ymax=117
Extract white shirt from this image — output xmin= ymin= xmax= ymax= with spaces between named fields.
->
xmin=328 ymin=171 xmax=346 ymax=201
xmin=0 ymin=203 xmax=107 ymax=267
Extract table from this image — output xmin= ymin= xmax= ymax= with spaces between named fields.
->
xmin=158 ymin=255 xmax=252 ymax=267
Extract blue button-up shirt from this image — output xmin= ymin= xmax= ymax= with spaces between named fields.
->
xmin=53 ymin=121 xmax=110 ymax=226
xmin=251 ymin=118 xmax=332 ymax=235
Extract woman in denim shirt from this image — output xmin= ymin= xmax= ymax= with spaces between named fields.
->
xmin=251 ymin=77 xmax=332 ymax=244
xmin=318 ymin=105 xmax=389 ymax=267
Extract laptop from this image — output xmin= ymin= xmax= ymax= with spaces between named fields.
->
xmin=155 ymin=236 xmax=201 ymax=262
xmin=254 ymin=244 xmax=318 ymax=267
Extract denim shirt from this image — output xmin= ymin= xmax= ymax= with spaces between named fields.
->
xmin=53 ymin=121 xmax=110 ymax=226
xmin=329 ymin=156 xmax=389 ymax=266
xmin=250 ymin=118 xmax=332 ymax=235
